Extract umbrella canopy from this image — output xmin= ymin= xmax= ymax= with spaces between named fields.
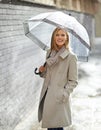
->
xmin=23 ymin=11 xmax=91 ymax=61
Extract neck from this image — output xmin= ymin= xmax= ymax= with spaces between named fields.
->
xmin=57 ymin=45 xmax=65 ymax=51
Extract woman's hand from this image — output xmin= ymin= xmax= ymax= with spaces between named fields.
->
xmin=39 ymin=66 xmax=46 ymax=73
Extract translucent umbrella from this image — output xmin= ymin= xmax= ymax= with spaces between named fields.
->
xmin=23 ymin=11 xmax=91 ymax=61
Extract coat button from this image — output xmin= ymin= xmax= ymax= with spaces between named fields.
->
xmin=64 ymin=86 xmax=66 ymax=89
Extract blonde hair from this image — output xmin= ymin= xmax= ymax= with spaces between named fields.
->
xmin=50 ymin=27 xmax=69 ymax=51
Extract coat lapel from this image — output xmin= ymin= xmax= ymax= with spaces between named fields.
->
xmin=59 ymin=49 xmax=70 ymax=59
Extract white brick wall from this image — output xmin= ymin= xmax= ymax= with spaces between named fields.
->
xmin=0 ymin=3 xmax=94 ymax=130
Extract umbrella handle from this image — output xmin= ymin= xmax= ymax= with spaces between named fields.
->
xmin=43 ymin=62 xmax=46 ymax=67
xmin=34 ymin=62 xmax=47 ymax=75
xmin=34 ymin=68 xmax=41 ymax=75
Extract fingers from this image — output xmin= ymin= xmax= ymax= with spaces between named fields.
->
xmin=39 ymin=66 xmax=45 ymax=72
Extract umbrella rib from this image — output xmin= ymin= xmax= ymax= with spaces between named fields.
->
xmin=29 ymin=19 xmax=43 ymax=22
xmin=43 ymin=18 xmax=91 ymax=50
xmin=69 ymin=30 xmax=91 ymax=50
xmin=25 ymin=32 xmax=48 ymax=50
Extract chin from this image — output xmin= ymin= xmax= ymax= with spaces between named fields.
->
xmin=58 ymin=44 xmax=64 ymax=46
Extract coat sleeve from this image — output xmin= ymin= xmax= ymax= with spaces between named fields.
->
xmin=65 ymin=54 xmax=78 ymax=95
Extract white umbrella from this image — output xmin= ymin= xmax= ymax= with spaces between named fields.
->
xmin=23 ymin=11 xmax=91 ymax=61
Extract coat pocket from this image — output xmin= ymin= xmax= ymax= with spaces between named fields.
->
xmin=56 ymin=87 xmax=69 ymax=104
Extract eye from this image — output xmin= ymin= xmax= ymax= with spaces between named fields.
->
xmin=56 ymin=34 xmax=59 ymax=36
xmin=61 ymin=34 xmax=65 ymax=37
xmin=55 ymin=34 xmax=65 ymax=37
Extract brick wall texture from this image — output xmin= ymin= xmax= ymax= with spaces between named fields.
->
xmin=0 ymin=3 xmax=95 ymax=130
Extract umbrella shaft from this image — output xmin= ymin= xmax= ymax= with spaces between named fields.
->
xmin=43 ymin=62 xmax=46 ymax=67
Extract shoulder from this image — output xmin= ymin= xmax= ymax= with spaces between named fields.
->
xmin=68 ymin=51 xmax=78 ymax=61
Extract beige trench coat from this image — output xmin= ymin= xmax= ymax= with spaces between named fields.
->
xmin=38 ymin=49 xmax=78 ymax=128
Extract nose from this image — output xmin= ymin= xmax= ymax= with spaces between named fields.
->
xmin=58 ymin=35 xmax=62 ymax=39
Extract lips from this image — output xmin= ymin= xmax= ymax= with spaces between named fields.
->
xmin=57 ymin=40 xmax=63 ymax=42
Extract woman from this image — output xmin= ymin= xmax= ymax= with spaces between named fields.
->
xmin=38 ymin=27 xmax=78 ymax=130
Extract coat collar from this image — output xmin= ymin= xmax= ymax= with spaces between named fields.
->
xmin=47 ymin=48 xmax=70 ymax=59
xmin=59 ymin=49 xmax=70 ymax=59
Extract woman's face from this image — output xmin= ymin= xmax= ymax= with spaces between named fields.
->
xmin=55 ymin=29 xmax=67 ymax=47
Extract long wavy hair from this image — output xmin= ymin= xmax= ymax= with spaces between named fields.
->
xmin=50 ymin=27 xmax=69 ymax=51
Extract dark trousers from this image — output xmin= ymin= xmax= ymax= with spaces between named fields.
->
xmin=47 ymin=128 xmax=64 ymax=130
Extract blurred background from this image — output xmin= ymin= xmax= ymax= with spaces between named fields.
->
xmin=0 ymin=0 xmax=101 ymax=130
